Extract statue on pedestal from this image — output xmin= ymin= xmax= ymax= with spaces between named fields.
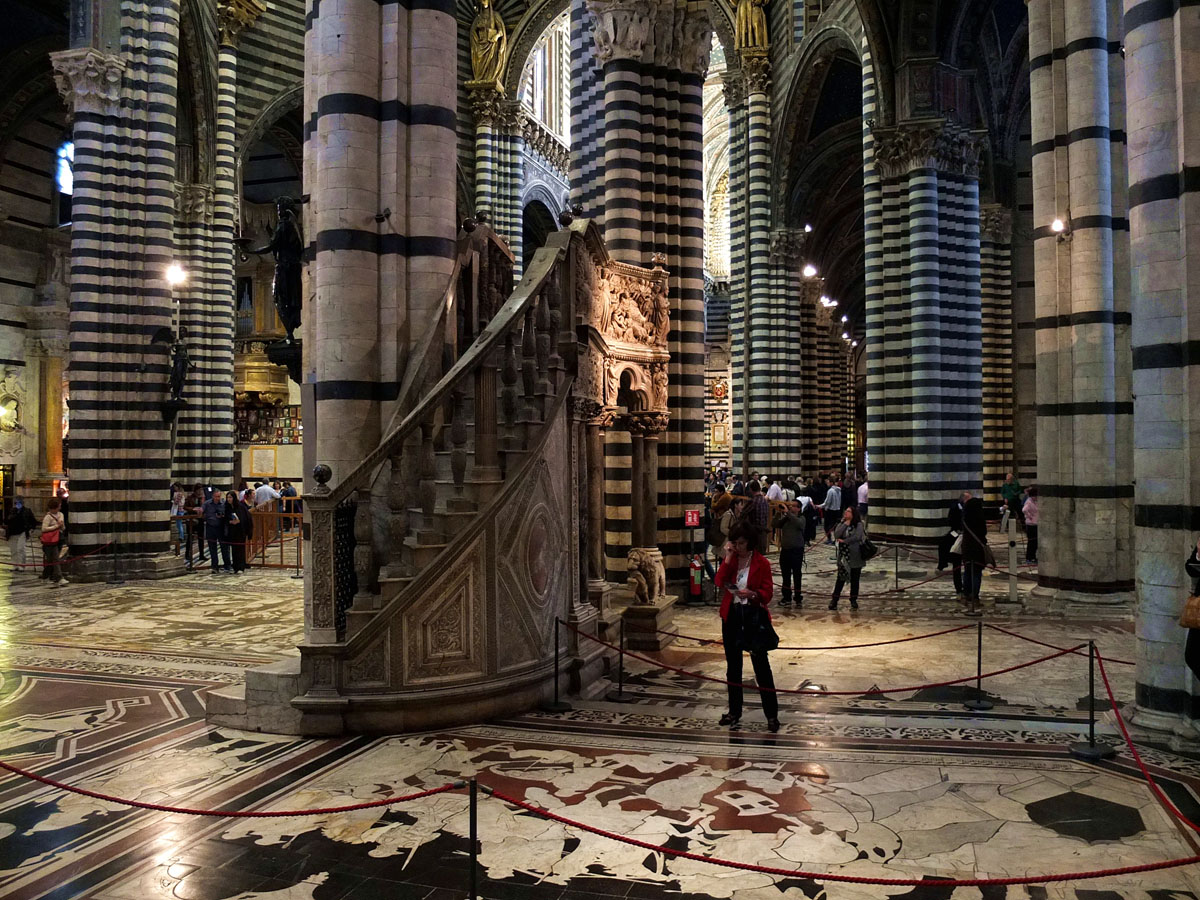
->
xmin=470 ymin=0 xmax=507 ymax=86
xmin=735 ymin=0 xmax=768 ymax=51
xmin=246 ymin=197 xmax=304 ymax=343
xmin=169 ymin=332 xmax=192 ymax=402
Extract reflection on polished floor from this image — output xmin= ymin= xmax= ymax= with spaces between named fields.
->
xmin=1 ymin=543 xmax=1198 ymax=900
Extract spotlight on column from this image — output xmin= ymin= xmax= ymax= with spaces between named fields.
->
xmin=165 ymin=263 xmax=187 ymax=286
xmin=842 ymin=332 xmax=850 ymax=340
xmin=804 ymin=223 xmax=813 ymax=233
xmin=819 ymin=295 xmax=831 ymax=305
xmin=841 ymin=315 xmax=849 ymax=323
xmin=1051 ymin=218 xmax=1065 ymax=234
xmin=851 ymin=340 xmax=859 ymax=347
xmin=803 ymin=263 xmax=818 ymax=278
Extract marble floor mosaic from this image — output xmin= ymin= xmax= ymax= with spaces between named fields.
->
xmin=1 ymin=541 xmax=1199 ymax=899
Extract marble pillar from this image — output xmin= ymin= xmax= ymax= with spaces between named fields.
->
xmin=1027 ymin=0 xmax=1133 ymax=601
xmin=1125 ymin=0 xmax=1200 ymax=737
xmin=980 ymin=206 xmax=1015 ymax=505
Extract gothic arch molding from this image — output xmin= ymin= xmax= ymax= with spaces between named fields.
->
xmin=503 ymin=0 xmax=569 ymax=99
xmin=239 ymin=85 xmax=303 ymax=166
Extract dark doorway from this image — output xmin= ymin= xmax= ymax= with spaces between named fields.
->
xmin=522 ymin=199 xmax=558 ymax=271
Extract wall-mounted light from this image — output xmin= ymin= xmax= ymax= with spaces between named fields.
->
xmin=841 ymin=315 xmax=848 ymax=323
xmin=803 ymin=223 xmax=813 ymax=233
xmin=841 ymin=332 xmax=850 ymax=340
xmin=803 ymin=263 xmax=818 ymax=278
xmin=851 ymin=340 xmax=858 ymax=347
xmin=166 ymin=263 xmax=187 ymax=286
xmin=1051 ymin=218 xmax=1065 ymax=234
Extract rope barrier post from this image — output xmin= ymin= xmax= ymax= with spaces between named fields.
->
xmin=894 ymin=544 xmax=899 ymax=592
xmin=542 ymin=617 xmax=571 ymax=712
xmin=1004 ymin=514 xmax=1020 ymax=605
xmin=468 ymin=778 xmax=478 ymax=900
xmin=605 ymin=617 xmax=633 ymax=703
xmin=1069 ymin=641 xmax=1116 ymax=761
xmin=963 ymin=621 xmax=994 ymax=711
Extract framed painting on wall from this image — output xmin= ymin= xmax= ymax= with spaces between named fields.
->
xmin=250 ymin=446 xmax=277 ymax=478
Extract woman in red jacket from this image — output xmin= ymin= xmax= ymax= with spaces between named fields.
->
xmin=714 ymin=522 xmax=780 ymax=731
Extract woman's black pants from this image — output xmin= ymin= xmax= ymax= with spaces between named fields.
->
xmin=722 ymin=613 xmax=778 ymax=720
xmin=1187 ymin=629 xmax=1200 ymax=682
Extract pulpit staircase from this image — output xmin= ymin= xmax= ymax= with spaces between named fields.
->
xmin=209 ymin=218 xmax=622 ymax=735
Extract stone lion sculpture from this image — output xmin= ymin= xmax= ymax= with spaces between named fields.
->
xmin=627 ymin=547 xmax=667 ymax=605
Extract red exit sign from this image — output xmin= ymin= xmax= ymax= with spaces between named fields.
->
xmin=684 ymin=509 xmax=701 ymax=527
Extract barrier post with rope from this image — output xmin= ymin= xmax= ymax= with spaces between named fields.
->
xmin=605 ymin=617 xmax=631 ymax=703
xmin=894 ymin=544 xmax=899 ymax=592
xmin=1068 ymin=640 xmax=1116 ymax=761
xmin=963 ymin=620 xmax=994 ymax=711
xmin=468 ymin=777 xmax=479 ymax=900
xmin=1005 ymin=516 xmax=1020 ymax=605
xmin=543 ymin=617 xmax=571 ymax=713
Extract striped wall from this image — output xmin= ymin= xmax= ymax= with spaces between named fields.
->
xmin=865 ymin=122 xmax=984 ymax=542
xmin=1027 ymin=0 xmax=1133 ymax=597
xmin=54 ymin=2 xmax=183 ymax=577
xmin=235 ymin=0 xmax=304 ymax=140
xmin=568 ymin=0 xmax=603 ymax=219
xmin=980 ymin=206 xmax=1013 ymax=504
xmin=1125 ymin=0 xmax=1200 ymax=723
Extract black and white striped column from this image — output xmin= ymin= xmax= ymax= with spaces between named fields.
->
xmin=1027 ymin=0 xmax=1133 ymax=601
xmin=1124 ymin=0 xmax=1200 ymax=731
xmin=866 ymin=122 xmax=985 ymax=542
xmin=980 ymin=206 xmax=1014 ymax=504
xmin=569 ymin=0 xmax=604 ymax=220
xmin=50 ymin=2 xmax=184 ymax=579
xmin=724 ymin=71 xmax=749 ymax=469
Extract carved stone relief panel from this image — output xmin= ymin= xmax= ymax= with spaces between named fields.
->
xmin=399 ymin=535 xmax=487 ymax=685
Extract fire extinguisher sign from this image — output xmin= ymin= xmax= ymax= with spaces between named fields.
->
xmin=684 ymin=509 xmax=701 ymax=528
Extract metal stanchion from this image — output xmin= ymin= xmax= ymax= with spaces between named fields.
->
xmin=605 ymin=618 xmax=633 ymax=703
xmin=291 ymin=515 xmax=304 ymax=579
xmin=1001 ymin=515 xmax=1020 ymax=604
xmin=894 ymin=544 xmax=899 ymax=592
xmin=1068 ymin=641 xmax=1116 ymax=760
xmin=963 ymin=620 xmax=994 ymax=711
xmin=468 ymin=778 xmax=478 ymax=900
xmin=542 ymin=617 xmax=571 ymax=712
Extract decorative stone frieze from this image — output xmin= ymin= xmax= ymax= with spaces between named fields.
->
xmin=176 ymin=183 xmax=215 ymax=223
xmin=586 ymin=0 xmax=655 ymax=63
xmin=468 ymin=84 xmax=505 ymax=126
xmin=218 ymin=0 xmax=267 ymax=47
xmin=872 ymin=121 xmax=986 ymax=180
xmin=520 ymin=115 xmax=569 ymax=172
xmin=677 ymin=14 xmax=714 ymax=76
xmin=769 ymin=228 xmax=806 ymax=266
xmin=50 ymin=48 xmax=125 ymax=117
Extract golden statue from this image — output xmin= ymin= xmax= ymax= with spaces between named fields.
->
xmin=735 ymin=0 xmax=768 ymax=51
xmin=470 ymin=0 xmax=507 ymax=85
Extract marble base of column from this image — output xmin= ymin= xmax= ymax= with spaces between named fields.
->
xmin=565 ymin=602 xmax=607 ymax=699
xmin=1027 ymin=585 xmax=1133 ymax=611
xmin=1126 ymin=706 xmax=1200 ymax=752
xmin=69 ymin=552 xmax=187 ymax=583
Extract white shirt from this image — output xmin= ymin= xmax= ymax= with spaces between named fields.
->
xmin=254 ymin=484 xmax=282 ymax=506
xmin=735 ymin=558 xmax=751 ymax=601
xmin=766 ymin=483 xmax=784 ymax=501
xmin=858 ymin=483 xmax=868 ymax=504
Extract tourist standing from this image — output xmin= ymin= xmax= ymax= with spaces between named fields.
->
xmin=940 ymin=491 xmax=970 ymax=600
xmin=820 ymin=479 xmax=842 ymax=544
xmin=773 ymin=500 xmax=806 ymax=607
xmin=185 ymin=483 xmax=207 ymax=568
xmin=961 ymin=497 xmax=989 ymax=616
xmin=829 ymin=506 xmax=866 ymax=611
xmin=40 ymin=497 xmax=68 ymax=586
xmin=714 ymin=522 xmax=779 ymax=732
xmin=1000 ymin=473 xmax=1024 ymax=523
xmin=1185 ymin=539 xmax=1200 ymax=681
xmin=5 ymin=498 xmax=37 ymax=576
xmin=202 ymin=490 xmax=233 ymax=574
xmin=747 ymin=481 xmax=770 ymax=553
xmin=766 ymin=478 xmax=784 ymax=501
xmin=1022 ymin=487 xmax=1039 ymax=564
xmin=225 ymin=488 xmax=254 ymax=574
xmin=857 ymin=479 xmax=868 ymax=518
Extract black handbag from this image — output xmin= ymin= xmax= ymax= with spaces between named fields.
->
xmin=861 ymin=537 xmax=879 ymax=562
xmin=731 ymin=602 xmax=780 ymax=653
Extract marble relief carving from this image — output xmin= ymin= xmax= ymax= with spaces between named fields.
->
xmin=872 ymin=120 xmax=986 ymax=180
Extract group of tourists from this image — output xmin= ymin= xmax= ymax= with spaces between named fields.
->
xmin=170 ymin=480 xmax=299 ymax=574
xmin=704 ymin=469 xmax=871 ymax=613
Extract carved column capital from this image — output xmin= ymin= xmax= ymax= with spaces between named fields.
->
xmin=678 ymin=14 xmax=713 ymax=76
xmin=769 ymin=228 xmax=806 ymax=266
xmin=50 ymin=48 xmax=125 ymax=117
xmin=468 ymin=84 xmax=505 ymax=125
xmin=623 ymin=411 xmax=670 ymax=437
xmin=740 ymin=50 xmax=770 ymax=94
xmin=980 ymin=204 xmax=1013 ymax=244
xmin=587 ymin=0 xmax=656 ymax=64
xmin=176 ymin=183 xmax=214 ymax=223
xmin=872 ymin=120 xmax=986 ymax=180
xmin=218 ymin=0 xmax=267 ymax=47
xmin=722 ymin=71 xmax=746 ymax=108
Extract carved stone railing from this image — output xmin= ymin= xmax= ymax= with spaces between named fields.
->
xmin=520 ymin=113 xmax=569 ymax=174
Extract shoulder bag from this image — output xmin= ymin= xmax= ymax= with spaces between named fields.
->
xmin=731 ymin=601 xmax=780 ymax=653
xmin=1180 ymin=596 xmax=1200 ymax=629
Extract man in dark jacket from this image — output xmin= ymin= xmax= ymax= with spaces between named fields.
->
xmin=5 ymin=498 xmax=37 ymax=575
xmin=773 ymin=500 xmax=807 ymax=606
xmin=202 ymin=490 xmax=233 ymax=574
xmin=939 ymin=491 xmax=971 ymax=599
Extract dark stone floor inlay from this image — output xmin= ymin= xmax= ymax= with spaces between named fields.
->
xmin=1026 ymin=791 xmax=1145 ymax=842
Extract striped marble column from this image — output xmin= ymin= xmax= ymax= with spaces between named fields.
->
xmin=1124 ymin=0 xmax=1200 ymax=732
xmin=569 ymin=0 xmax=604 ymax=219
xmin=761 ymin=229 xmax=805 ymax=467
xmin=1012 ymin=113 xmax=1038 ymax=486
xmin=589 ymin=0 xmax=710 ymax=580
xmin=49 ymin=2 xmax=183 ymax=578
xmin=867 ymin=121 xmax=985 ymax=542
xmin=980 ymin=205 xmax=1014 ymax=505
xmin=724 ymin=72 xmax=749 ymax=470
xmin=740 ymin=54 xmax=774 ymax=469
xmin=1027 ymin=0 xmax=1133 ymax=601
xmin=797 ymin=278 xmax=821 ymax=476
xmin=861 ymin=38 xmax=883 ymax=482
xmin=469 ymin=87 xmax=500 ymax=221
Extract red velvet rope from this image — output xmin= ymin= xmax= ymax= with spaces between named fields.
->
xmin=485 ymin=786 xmax=1200 ymax=886
xmin=0 ymin=760 xmax=459 ymax=817
xmin=660 ymin=622 xmax=974 ymax=651
xmin=566 ymin=622 xmax=1085 ymax=696
xmin=985 ymin=623 xmax=1135 ymax=666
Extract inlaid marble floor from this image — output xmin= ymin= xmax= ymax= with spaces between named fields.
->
xmin=1 ymin=541 xmax=1198 ymax=899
